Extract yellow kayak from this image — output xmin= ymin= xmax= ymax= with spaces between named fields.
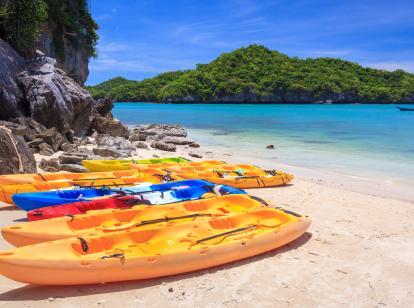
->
xmin=0 ymin=174 xmax=179 ymax=205
xmin=0 ymin=168 xmax=166 ymax=186
xmin=82 ymin=157 xmax=192 ymax=172
xmin=2 ymin=194 xmax=263 ymax=247
xmin=163 ymin=165 xmax=294 ymax=188
xmin=0 ymin=208 xmax=310 ymax=285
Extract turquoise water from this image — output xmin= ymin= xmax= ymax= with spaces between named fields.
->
xmin=113 ymin=103 xmax=414 ymax=190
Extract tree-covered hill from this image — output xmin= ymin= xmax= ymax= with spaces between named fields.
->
xmin=87 ymin=45 xmax=414 ymax=103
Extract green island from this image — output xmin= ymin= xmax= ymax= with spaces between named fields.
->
xmin=87 ymin=45 xmax=414 ymax=104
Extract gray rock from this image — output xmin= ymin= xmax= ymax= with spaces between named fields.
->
xmin=27 ymin=138 xmax=44 ymax=148
xmin=0 ymin=39 xmax=26 ymax=119
xmin=0 ymin=127 xmax=37 ymax=174
xmin=93 ymin=98 xmax=113 ymax=116
xmin=132 ymin=141 xmax=149 ymax=149
xmin=18 ymin=54 xmax=94 ymax=137
xmin=163 ymin=137 xmax=195 ymax=145
xmin=151 ymin=141 xmax=176 ymax=152
xmin=96 ymin=134 xmax=134 ymax=151
xmin=59 ymin=152 xmax=88 ymax=165
xmin=93 ymin=147 xmax=128 ymax=158
xmin=59 ymin=164 xmax=88 ymax=173
xmin=89 ymin=115 xmax=129 ymax=139
xmin=189 ymin=152 xmax=203 ymax=158
xmin=38 ymin=143 xmax=54 ymax=156
xmin=38 ymin=127 xmax=66 ymax=152
xmin=61 ymin=142 xmax=76 ymax=152
xmin=136 ymin=124 xmax=187 ymax=139
xmin=266 ymin=144 xmax=275 ymax=149
xmin=189 ymin=142 xmax=200 ymax=148
xmin=128 ymin=133 xmax=141 ymax=142
xmin=39 ymin=158 xmax=60 ymax=172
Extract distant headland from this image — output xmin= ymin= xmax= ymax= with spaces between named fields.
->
xmin=87 ymin=45 xmax=414 ymax=104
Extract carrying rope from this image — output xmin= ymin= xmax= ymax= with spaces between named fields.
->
xmin=137 ymin=213 xmax=211 ymax=227
xmin=101 ymin=253 xmax=125 ymax=260
xmin=195 ymin=224 xmax=257 ymax=244
xmin=1 ymin=126 xmax=24 ymax=173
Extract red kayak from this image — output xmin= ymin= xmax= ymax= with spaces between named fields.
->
xmin=27 ymin=196 xmax=140 ymax=221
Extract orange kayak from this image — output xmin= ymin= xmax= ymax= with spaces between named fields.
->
xmin=0 ymin=208 xmax=310 ymax=285
xmin=2 ymin=194 xmax=262 ymax=247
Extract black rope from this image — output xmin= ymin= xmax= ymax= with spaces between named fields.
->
xmin=66 ymin=214 xmax=75 ymax=221
xmin=195 ymin=224 xmax=257 ymax=244
xmin=137 ymin=213 xmax=211 ymax=227
xmin=101 ymin=253 xmax=125 ymax=260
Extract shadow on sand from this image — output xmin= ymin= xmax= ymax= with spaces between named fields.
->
xmin=0 ymin=232 xmax=312 ymax=301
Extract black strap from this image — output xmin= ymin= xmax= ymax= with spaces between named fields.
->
xmin=249 ymin=196 xmax=269 ymax=206
xmin=77 ymin=237 xmax=89 ymax=252
xmin=101 ymin=253 xmax=125 ymax=260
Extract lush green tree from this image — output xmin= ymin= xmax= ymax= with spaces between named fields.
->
xmin=87 ymin=45 xmax=414 ymax=103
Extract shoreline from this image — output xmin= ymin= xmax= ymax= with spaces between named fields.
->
xmin=110 ymin=101 xmax=414 ymax=105
xmin=0 ymin=124 xmax=413 ymax=306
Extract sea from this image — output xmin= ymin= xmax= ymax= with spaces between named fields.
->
xmin=113 ymin=103 xmax=414 ymax=200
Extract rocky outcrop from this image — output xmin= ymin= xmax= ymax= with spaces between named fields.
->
xmin=0 ymin=39 xmax=27 ymax=120
xmin=18 ymin=52 xmax=94 ymax=138
xmin=0 ymin=38 xmax=97 ymax=137
xmin=0 ymin=127 xmax=37 ymax=174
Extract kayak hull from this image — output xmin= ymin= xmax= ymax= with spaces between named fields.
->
xmin=0 ymin=210 xmax=310 ymax=285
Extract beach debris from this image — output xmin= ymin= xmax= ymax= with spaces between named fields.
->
xmin=266 ymin=144 xmax=275 ymax=149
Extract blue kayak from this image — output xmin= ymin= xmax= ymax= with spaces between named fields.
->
xmin=13 ymin=180 xmax=245 ymax=211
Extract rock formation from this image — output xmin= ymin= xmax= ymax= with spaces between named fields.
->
xmin=0 ymin=126 xmax=37 ymax=174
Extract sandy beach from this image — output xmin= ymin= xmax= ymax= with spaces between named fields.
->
xmin=0 ymin=144 xmax=413 ymax=307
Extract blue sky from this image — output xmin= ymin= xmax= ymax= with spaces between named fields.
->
xmin=87 ymin=0 xmax=414 ymax=85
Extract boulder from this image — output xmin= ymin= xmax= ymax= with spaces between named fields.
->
xmin=96 ymin=134 xmax=134 ymax=151
xmin=188 ymin=142 xmax=200 ymax=148
xmin=38 ymin=143 xmax=54 ymax=156
xmin=163 ymin=137 xmax=195 ymax=145
xmin=93 ymin=98 xmax=114 ymax=116
xmin=132 ymin=141 xmax=149 ymax=149
xmin=0 ymin=127 xmax=37 ymax=174
xmin=39 ymin=158 xmax=60 ymax=172
xmin=89 ymin=115 xmax=129 ymax=138
xmin=151 ymin=141 xmax=176 ymax=152
xmin=135 ymin=124 xmax=187 ymax=139
xmin=59 ymin=152 xmax=89 ymax=165
xmin=27 ymin=138 xmax=44 ymax=148
xmin=60 ymin=164 xmax=88 ymax=173
xmin=93 ymin=147 xmax=128 ymax=158
xmin=189 ymin=152 xmax=203 ymax=158
xmin=60 ymin=142 xmax=76 ymax=152
xmin=128 ymin=132 xmax=141 ymax=142
xmin=38 ymin=127 xmax=66 ymax=152
xmin=17 ymin=52 xmax=94 ymax=137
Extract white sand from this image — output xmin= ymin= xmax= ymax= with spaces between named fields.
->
xmin=0 ymin=146 xmax=413 ymax=307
